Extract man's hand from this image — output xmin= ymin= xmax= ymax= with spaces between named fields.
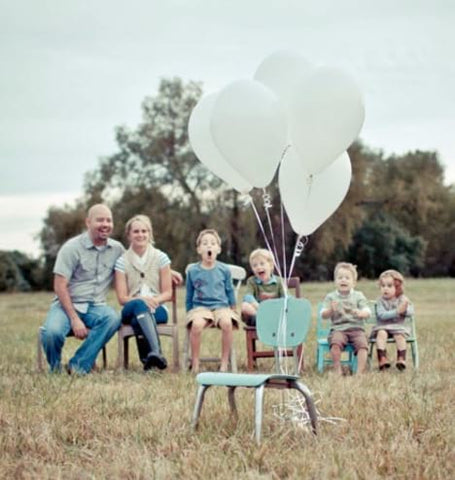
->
xmin=71 ymin=317 xmax=88 ymax=339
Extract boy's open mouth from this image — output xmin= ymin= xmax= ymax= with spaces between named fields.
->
xmin=207 ymin=250 xmax=212 ymax=257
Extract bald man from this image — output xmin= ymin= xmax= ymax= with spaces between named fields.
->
xmin=41 ymin=204 xmax=124 ymax=374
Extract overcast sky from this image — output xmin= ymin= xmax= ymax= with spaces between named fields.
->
xmin=1 ymin=0 xmax=454 ymax=256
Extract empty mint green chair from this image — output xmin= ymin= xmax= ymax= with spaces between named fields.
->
xmin=191 ymin=297 xmax=317 ymax=445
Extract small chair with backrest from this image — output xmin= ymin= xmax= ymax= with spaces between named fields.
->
xmin=183 ymin=263 xmax=246 ymax=373
xmin=191 ymin=296 xmax=317 ymax=445
xmin=367 ymin=301 xmax=419 ymax=369
xmin=116 ymin=283 xmax=180 ymax=371
xmin=244 ymin=276 xmax=304 ymax=372
xmin=37 ymin=328 xmax=107 ymax=372
xmin=315 ymin=303 xmax=358 ymax=374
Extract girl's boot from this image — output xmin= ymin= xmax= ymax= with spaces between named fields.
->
xmin=377 ymin=349 xmax=391 ymax=370
xmin=396 ymin=350 xmax=406 ymax=371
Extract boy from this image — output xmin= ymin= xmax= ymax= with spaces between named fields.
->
xmin=320 ymin=262 xmax=371 ymax=375
xmin=241 ymin=248 xmax=285 ymax=326
xmin=185 ymin=229 xmax=239 ymax=373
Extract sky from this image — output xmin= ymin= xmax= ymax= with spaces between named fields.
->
xmin=1 ymin=0 xmax=454 ymax=257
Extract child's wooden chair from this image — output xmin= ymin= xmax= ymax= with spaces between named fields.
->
xmin=367 ymin=302 xmax=419 ymax=369
xmin=191 ymin=297 xmax=317 ymax=445
xmin=182 ymin=263 xmax=247 ymax=372
xmin=243 ymin=277 xmax=304 ymax=372
xmin=315 ymin=303 xmax=358 ymax=374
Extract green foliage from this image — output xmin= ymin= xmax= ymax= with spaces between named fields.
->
xmin=0 ymin=251 xmax=42 ymax=292
xmin=348 ymin=214 xmax=426 ymax=278
xmin=38 ymin=203 xmax=87 ymax=289
xmin=35 ymin=77 xmax=455 ymax=283
xmin=82 ymin=77 xmax=258 ymax=272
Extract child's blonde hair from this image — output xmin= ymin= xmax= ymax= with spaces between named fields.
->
xmin=334 ymin=262 xmax=358 ymax=281
xmin=196 ymin=229 xmax=221 ymax=247
xmin=125 ymin=214 xmax=154 ymax=243
xmin=379 ymin=269 xmax=404 ymax=296
xmin=249 ymin=248 xmax=274 ymax=267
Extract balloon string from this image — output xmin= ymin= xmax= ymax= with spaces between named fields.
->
xmin=277 ymin=295 xmax=290 ymax=375
xmin=262 ymin=188 xmax=284 ymax=279
xmin=287 ymin=235 xmax=308 ymax=280
xmin=280 ymin=200 xmax=289 ymax=298
xmin=249 ymin=196 xmax=277 ymax=267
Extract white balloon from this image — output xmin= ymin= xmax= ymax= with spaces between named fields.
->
xmin=279 ymin=147 xmax=352 ymax=236
xmin=254 ymin=50 xmax=312 ymax=107
xmin=289 ymin=66 xmax=365 ymax=174
xmin=188 ymin=93 xmax=252 ymax=194
xmin=210 ymin=79 xmax=288 ymax=189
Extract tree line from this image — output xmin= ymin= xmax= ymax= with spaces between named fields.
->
xmin=2 ymin=77 xmax=454 ymax=292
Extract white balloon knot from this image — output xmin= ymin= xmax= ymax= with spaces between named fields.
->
xmin=263 ymin=192 xmax=272 ymax=209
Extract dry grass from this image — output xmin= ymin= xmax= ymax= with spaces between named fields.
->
xmin=1 ymin=278 xmax=454 ymax=479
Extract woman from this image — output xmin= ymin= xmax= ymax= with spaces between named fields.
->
xmin=115 ymin=214 xmax=173 ymax=370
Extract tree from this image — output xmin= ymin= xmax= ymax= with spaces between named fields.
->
xmin=83 ymin=77 xmax=258 ymax=272
xmin=0 ymin=251 xmax=42 ymax=292
xmin=39 ymin=203 xmax=86 ymax=289
xmin=369 ymin=150 xmax=453 ymax=276
xmin=37 ymin=78 xmax=455 ymax=283
xmin=348 ymin=213 xmax=426 ymax=278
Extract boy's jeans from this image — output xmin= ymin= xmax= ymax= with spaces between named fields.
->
xmin=41 ymin=302 xmax=121 ymax=374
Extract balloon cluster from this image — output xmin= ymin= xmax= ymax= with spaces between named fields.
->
xmin=189 ymin=50 xmax=365 ymax=238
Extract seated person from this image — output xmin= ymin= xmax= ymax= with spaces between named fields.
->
xmin=320 ymin=262 xmax=371 ymax=375
xmin=241 ymin=248 xmax=285 ymax=326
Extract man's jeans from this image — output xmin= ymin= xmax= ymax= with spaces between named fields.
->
xmin=41 ymin=302 xmax=121 ymax=374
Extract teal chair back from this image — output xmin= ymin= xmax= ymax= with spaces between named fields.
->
xmin=316 ymin=303 xmax=331 ymax=340
xmin=257 ymin=297 xmax=312 ymax=349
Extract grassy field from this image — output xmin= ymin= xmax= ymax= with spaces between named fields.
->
xmin=1 ymin=278 xmax=454 ymax=479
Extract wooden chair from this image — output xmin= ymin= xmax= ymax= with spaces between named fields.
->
xmin=183 ymin=263 xmax=247 ymax=373
xmin=191 ymin=297 xmax=317 ymax=445
xmin=315 ymin=303 xmax=358 ymax=374
xmin=116 ymin=283 xmax=180 ymax=371
xmin=37 ymin=327 xmax=107 ymax=372
xmin=244 ymin=277 xmax=303 ymax=372
xmin=367 ymin=302 xmax=419 ymax=369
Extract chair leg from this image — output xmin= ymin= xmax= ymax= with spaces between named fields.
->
xmin=412 ymin=342 xmax=419 ymax=369
xmin=246 ymin=331 xmax=255 ymax=372
xmin=254 ymin=384 xmax=265 ymax=445
xmin=124 ymin=337 xmax=130 ymax=369
xmin=172 ymin=329 xmax=180 ymax=372
xmin=293 ymin=381 xmax=318 ymax=435
xmin=182 ymin=329 xmax=191 ymax=370
xmin=102 ymin=346 xmax=107 ymax=369
xmin=228 ymin=387 xmax=238 ymax=419
xmin=117 ymin=332 xmax=124 ymax=369
xmin=191 ymin=385 xmax=210 ymax=430
xmin=230 ymin=345 xmax=238 ymax=373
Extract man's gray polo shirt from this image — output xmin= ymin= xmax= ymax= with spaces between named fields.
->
xmin=53 ymin=232 xmax=125 ymax=313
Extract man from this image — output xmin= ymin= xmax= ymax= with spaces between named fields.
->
xmin=41 ymin=204 xmax=124 ymax=374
